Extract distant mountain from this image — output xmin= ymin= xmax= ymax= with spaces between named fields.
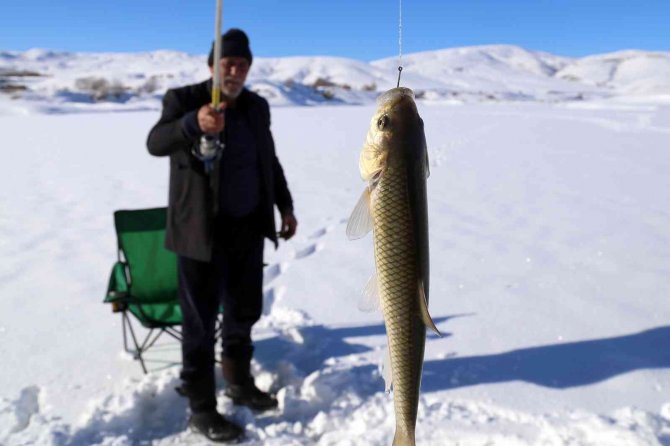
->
xmin=1 ymin=45 xmax=669 ymax=113
xmin=555 ymin=50 xmax=670 ymax=95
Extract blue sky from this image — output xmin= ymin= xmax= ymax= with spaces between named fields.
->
xmin=2 ymin=0 xmax=668 ymax=60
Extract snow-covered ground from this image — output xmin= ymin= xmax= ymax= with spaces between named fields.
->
xmin=1 ymin=96 xmax=669 ymax=445
xmin=1 ymin=44 xmax=670 ymax=444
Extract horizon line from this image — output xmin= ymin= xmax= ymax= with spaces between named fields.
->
xmin=3 ymin=44 xmax=670 ymax=63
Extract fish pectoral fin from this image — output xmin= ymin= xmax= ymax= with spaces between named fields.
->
xmin=358 ymin=273 xmax=381 ymax=312
xmin=381 ymin=346 xmax=393 ymax=393
xmin=419 ymin=281 xmax=442 ymax=336
xmin=346 ymin=187 xmax=373 ymax=240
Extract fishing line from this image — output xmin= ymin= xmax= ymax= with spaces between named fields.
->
xmin=397 ymin=0 xmax=403 ymax=87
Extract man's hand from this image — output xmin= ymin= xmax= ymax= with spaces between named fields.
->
xmin=279 ymin=213 xmax=298 ymax=240
xmin=197 ymin=104 xmax=225 ymax=134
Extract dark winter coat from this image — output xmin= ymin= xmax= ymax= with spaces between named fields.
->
xmin=147 ymin=80 xmax=293 ymax=262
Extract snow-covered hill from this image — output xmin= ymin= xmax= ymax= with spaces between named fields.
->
xmin=1 ymin=45 xmax=669 ymax=113
xmin=556 ymin=50 xmax=670 ymax=95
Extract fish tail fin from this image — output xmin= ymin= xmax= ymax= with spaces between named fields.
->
xmin=392 ymin=430 xmax=415 ymax=446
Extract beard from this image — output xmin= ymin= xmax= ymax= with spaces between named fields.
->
xmin=221 ymin=76 xmax=244 ymax=99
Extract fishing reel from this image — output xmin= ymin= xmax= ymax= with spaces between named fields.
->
xmin=192 ymin=134 xmax=225 ymax=173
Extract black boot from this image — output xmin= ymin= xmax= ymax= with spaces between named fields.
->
xmin=176 ymin=378 xmax=244 ymax=442
xmin=175 ymin=377 xmax=217 ymax=413
xmin=221 ymin=355 xmax=278 ymax=411
xmin=188 ymin=410 xmax=243 ymax=443
xmin=225 ymin=380 xmax=278 ymax=411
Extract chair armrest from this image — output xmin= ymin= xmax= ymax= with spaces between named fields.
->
xmin=104 ymin=261 xmax=130 ymax=304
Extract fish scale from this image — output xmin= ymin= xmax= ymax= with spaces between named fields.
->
xmin=373 ymin=162 xmax=426 ymax=443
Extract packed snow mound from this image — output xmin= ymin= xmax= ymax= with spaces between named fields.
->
xmin=1 ymin=45 xmax=669 ymax=114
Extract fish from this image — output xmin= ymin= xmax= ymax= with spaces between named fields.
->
xmin=347 ymin=87 xmax=440 ymax=446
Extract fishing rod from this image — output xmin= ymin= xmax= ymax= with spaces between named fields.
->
xmin=195 ymin=0 xmax=225 ymax=173
xmin=211 ymin=0 xmax=223 ymax=108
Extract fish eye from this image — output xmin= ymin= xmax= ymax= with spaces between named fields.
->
xmin=377 ymin=115 xmax=389 ymax=130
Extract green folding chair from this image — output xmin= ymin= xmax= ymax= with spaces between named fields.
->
xmin=104 ymin=207 xmax=183 ymax=373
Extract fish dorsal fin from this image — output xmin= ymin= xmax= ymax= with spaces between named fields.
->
xmin=358 ymin=273 xmax=381 ymax=312
xmin=419 ymin=281 xmax=441 ymax=336
xmin=381 ymin=345 xmax=393 ymax=393
xmin=346 ymin=187 xmax=373 ymax=240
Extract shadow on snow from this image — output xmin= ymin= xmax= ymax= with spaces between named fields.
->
xmin=64 ymin=319 xmax=670 ymax=445
xmin=421 ymin=326 xmax=670 ymax=391
xmin=254 ymin=315 xmax=461 ymax=378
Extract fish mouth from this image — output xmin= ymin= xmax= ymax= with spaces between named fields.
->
xmin=376 ymin=87 xmax=415 ymax=108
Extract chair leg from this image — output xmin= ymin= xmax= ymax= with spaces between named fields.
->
xmin=141 ymin=329 xmax=163 ymax=352
xmin=119 ymin=310 xmax=183 ymax=375
xmin=164 ymin=326 xmax=182 ymax=341
xmin=136 ymin=352 xmax=148 ymax=374
xmin=122 ymin=311 xmax=130 ymax=352
xmin=123 ymin=312 xmax=149 ymax=374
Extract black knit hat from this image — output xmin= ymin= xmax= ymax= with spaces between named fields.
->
xmin=207 ymin=28 xmax=253 ymax=66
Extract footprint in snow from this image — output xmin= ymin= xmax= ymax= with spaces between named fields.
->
xmin=263 ymin=285 xmax=286 ymax=316
xmin=308 ymin=224 xmax=335 ymax=240
xmin=263 ymin=262 xmax=287 ymax=287
xmin=9 ymin=385 xmax=41 ymax=434
xmin=295 ymin=242 xmax=324 ymax=259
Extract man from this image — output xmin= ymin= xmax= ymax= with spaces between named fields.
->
xmin=147 ymin=29 xmax=297 ymax=443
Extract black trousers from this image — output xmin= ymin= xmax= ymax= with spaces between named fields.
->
xmin=177 ymin=216 xmax=264 ymax=411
